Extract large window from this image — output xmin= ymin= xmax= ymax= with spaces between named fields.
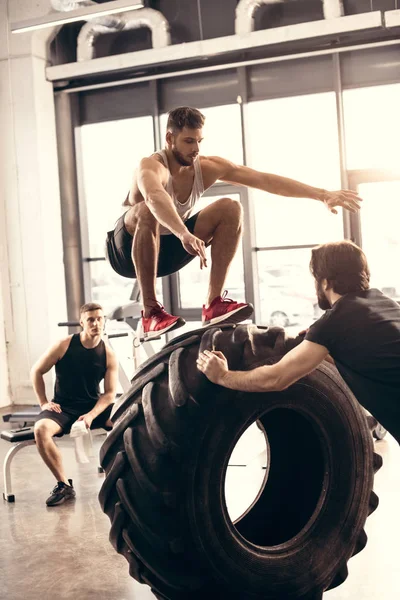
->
xmin=246 ymin=92 xmax=343 ymax=247
xmin=77 ymin=76 xmax=400 ymax=353
xmin=351 ymin=179 xmax=400 ymax=300
xmin=257 ymin=248 xmax=318 ymax=331
xmin=245 ymin=92 xmax=343 ymax=332
xmin=343 ymin=84 xmax=400 ymax=171
xmin=344 ymin=85 xmax=400 ymax=299
xmin=79 ymin=116 xmax=155 ymax=314
xmin=194 ymin=104 xmax=243 ymax=165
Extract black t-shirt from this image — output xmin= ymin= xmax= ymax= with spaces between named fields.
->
xmin=306 ymin=288 xmax=400 ymax=444
xmin=54 ymin=333 xmax=107 ymax=411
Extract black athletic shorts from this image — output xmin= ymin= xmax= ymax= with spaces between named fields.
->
xmin=105 ymin=211 xmax=200 ymax=279
xmin=35 ymin=404 xmax=113 ymax=436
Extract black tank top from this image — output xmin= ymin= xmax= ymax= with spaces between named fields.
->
xmin=54 ymin=334 xmax=107 ymax=410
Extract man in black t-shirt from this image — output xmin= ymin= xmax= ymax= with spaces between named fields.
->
xmin=197 ymin=240 xmax=400 ymax=445
xmin=31 ymin=303 xmax=118 ymax=506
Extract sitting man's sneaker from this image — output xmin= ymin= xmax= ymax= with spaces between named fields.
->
xmin=202 ymin=290 xmax=254 ymax=326
xmin=46 ymin=479 xmax=76 ymax=507
xmin=141 ymin=303 xmax=185 ymax=341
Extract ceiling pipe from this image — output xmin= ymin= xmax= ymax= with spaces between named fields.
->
xmin=235 ymin=0 xmax=344 ymax=35
xmin=322 ymin=0 xmax=345 ymax=19
xmin=50 ymin=0 xmax=170 ymax=62
xmin=236 ymin=0 xmax=285 ymax=36
xmin=77 ymin=8 xmax=171 ymax=62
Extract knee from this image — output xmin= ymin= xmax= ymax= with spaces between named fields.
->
xmin=34 ymin=422 xmax=52 ymax=443
xmin=218 ymin=197 xmax=243 ymax=225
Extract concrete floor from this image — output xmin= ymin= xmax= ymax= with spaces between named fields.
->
xmin=1 ymin=406 xmax=399 ymax=600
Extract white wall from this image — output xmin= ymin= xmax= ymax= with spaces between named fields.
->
xmin=0 ymin=0 xmax=67 ymax=406
xmin=0 ymin=228 xmax=11 ymax=408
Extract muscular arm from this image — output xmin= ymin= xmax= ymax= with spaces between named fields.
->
xmin=30 ymin=338 xmax=70 ymax=407
xmin=198 ymin=340 xmax=329 ymax=392
xmin=203 ymin=156 xmax=362 ymax=213
xmin=86 ymin=349 xmax=118 ymax=419
xmin=137 ymin=157 xmax=189 ymax=238
xmin=136 ymin=157 xmax=207 ymax=265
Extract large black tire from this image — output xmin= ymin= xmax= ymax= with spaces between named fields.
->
xmin=99 ymin=324 xmax=382 ymax=600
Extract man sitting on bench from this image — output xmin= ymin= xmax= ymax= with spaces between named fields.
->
xmin=30 ymin=303 xmax=118 ymax=507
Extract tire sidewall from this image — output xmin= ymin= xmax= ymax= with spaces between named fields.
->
xmin=186 ymin=361 xmax=374 ymax=597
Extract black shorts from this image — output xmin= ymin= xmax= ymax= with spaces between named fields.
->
xmin=35 ymin=404 xmax=113 ymax=436
xmin=105 ymin=211 xmax=200 ymax=279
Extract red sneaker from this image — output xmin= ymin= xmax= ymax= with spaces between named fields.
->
xmin=141 ymin=304 xmax=185 ymax=341
xmin=202 ymin=291 xmax=254 ymax=326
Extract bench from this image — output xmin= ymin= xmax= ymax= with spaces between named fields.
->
xmin=1 ymin=426 xmax=106 ymax=502
xmin=3 ymin=407 xmax=41 ymax=427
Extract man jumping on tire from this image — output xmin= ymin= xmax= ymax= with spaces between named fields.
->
xmin=106 ymin=106 xmax=362 ymax=341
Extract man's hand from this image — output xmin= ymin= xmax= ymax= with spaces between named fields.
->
xmin=41 ymin=401 xmax=62 ymax=413
xmin=197 ymin=350 xmax=229 ymax=384
xmin=180 ymin=231 xmax=207 ymax=269
xmin=78 ymin=413 xmax=94 ymax=430
xmin=322 ymin=190 xmax=362 ymax=215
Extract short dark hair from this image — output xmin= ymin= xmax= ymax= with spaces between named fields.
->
xmin=167 ymin=106 xmax=205 ymax=134
xmin=310 ymin=241 xmax=370 ymax=295
xmin=80 ymin=302 xmax=103 ymax=315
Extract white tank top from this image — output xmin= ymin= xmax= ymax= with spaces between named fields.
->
xmin=155 ymin=149 xmax=204 ymax=235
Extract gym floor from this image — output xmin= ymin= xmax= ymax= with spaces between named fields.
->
xmin=1 ymin=406 xmax=399 ymax=600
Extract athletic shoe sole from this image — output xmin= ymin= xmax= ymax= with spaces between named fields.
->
xmin=46 ymin=493 xmax=76 ymax=507
xmin=141 ymin=316 xmax=186 ymax=342
xmin=202 ymin=304 xmax=254 ymax=327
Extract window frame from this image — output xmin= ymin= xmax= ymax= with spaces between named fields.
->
xmin=66 ymin=50 xmax=400 ymax=330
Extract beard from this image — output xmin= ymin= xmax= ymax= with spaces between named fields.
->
xmin=316 ymin=281 xmax=331 ymax=310
xmin=171 ymin=146 xmax=195 ymax=167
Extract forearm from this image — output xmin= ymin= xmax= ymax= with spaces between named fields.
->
xmin=219 ymin=365 xmax=282 ymax=392
xmin=261 ymin=173 xmax=326 ymax=201
xmin=146 ymin=191 xmax=189 ymax=238
xmin=31 ymin=371 xmax=48 ymax=406
xmin=88 ymin=393 xmax=114 ymax=418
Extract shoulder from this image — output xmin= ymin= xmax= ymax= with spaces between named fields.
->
xmin=199 ymin=155 xmax=232 ymax=169
xmin=139 ymin=154 xmax=167 ymax=172
xmin=199 ymin=155 xmax=236 ymax=182
xmin=55 ymin=335 xmax=74 ymax=360
xmin=104 ymin=344 xmax=118 ymax=368
xmin=59 ymin=334 xmax=74 ymax=346
xmin=311 ymin=309 xmax=336 ymax=329
xmin=305 ymin=310 xmax=336 ymax=345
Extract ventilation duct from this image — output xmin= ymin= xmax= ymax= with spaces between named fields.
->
xmin=50 ymin=0 xmax=170 ymax=62
xmin=77 ymin=8 xmax=171 ymax=61
xmin=322 ymin=0 xmax=345 ymax=19
xmin=235 ymin=0 xmax=345 ymax=35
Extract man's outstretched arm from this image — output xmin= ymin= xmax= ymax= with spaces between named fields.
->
xmin=205 ymin=156 xmax=362 ymax=214
xmin=197 ymin=340 xmax=329 ymax=392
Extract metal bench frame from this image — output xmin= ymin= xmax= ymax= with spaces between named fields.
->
xmin=2 ymin=427 xmax=107 ymax=502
